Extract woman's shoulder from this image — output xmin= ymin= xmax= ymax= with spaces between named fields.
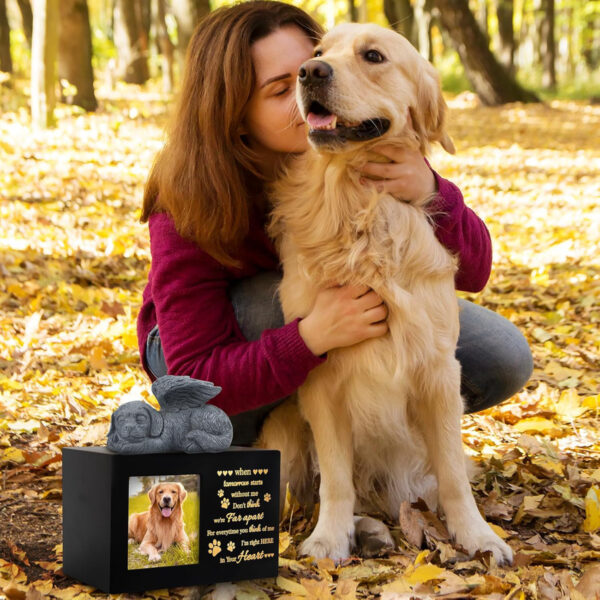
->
xmin=148 ymin=211 xmax=226 ymax=271
xmin=148 ymin=210 xmax=176 ymax=233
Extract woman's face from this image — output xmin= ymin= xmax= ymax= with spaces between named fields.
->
xmin=243 ymin=25 xmax=315 ymax=162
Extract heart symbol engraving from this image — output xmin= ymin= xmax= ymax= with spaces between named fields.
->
xmin=253 ymin=469 xmax=257 ymax=475
xmin=228 ymin=470 xmax=233 ymax=476
xmin=217 ymin=471 xmax=222 ymax=476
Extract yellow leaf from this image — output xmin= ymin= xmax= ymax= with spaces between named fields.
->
xmin=513 ymin=417 xmax=560 ymax=434
xmin=489 ymin=523 xmax=510 ymax=539
xmin=67 ymin=359 xmax=88 ymax=373
xmin=583 ymin=395 xmax=600 ymax=410
xmin=0 ymin=139 xmax=15 ymax=153
xmin=279 ymin=531 xmax=291 ymax=555
xmin=404 ymin=563 xmax=445 ymax=584
xmin=7 ymin=419 xmax=40 ymax=433
xmin=2 ymin=447 xmax=25 ymax=464
xmin=333 ymin=578 xmax=358 ymax=600
xmin=531 ymin=455 xmax=564 ymax=475
xmin=276 ymin=576 xmax=308 ymax=595
xmin=555 ymin=388 xmax=586 ymax=419
xmin=7 ymin=283 xmax=28 ymax=299
xmin=31 ymin=578 xmax=54 ymax=594
xmin=0 ymin=377 xmax=24 ymax=391
xmin=317 ymin=557 xmax=337 ymax=572
xmin=380 ymin=578 xmax=411 ymax=595
xmin=88 ymin=346 xmax=108 ymax=370
xmin=583 ymin=486 xmax=600 ymax=532
xmin=300 ymin=578 xmax=332 ymax=599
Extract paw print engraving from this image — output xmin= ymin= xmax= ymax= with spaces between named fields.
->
xmin=264 ymin=492 xmax=271 ymax=503
xmin=217 ymin=489 xmax=224 ymax=498
xmin=227 ymin=541 xmax=236 ymax=552
xmin=208 ymin=539 xmax=221 ymax=556
xmin=221 ymin=497 xmax=230 ymax=509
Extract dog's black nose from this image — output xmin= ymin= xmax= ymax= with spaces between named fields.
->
xmin=299 ymin=60 xmax=333 ymax=85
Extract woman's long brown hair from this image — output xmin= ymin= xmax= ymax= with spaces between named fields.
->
xmin=141 ymin=1 xmax=324 ymax=269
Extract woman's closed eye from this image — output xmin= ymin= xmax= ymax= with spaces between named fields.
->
xmin=274 ymin=86 xmax=291 ymax=96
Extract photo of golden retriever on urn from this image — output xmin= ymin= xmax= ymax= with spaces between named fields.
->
xmin=255 ymin=22 xmax=513 ymax=565
xmin=128 ymin=476 xmax=199 ymax=569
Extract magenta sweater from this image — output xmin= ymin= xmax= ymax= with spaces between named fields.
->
xmin=137 ymin=169 xmax=492 ymax=416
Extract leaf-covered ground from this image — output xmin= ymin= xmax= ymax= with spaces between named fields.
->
xmin=0 ymin=86 xmax=599 ymax=599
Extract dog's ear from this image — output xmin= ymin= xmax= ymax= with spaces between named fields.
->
xmin=177 ymin=483 xmax=187 ymax=503
xmin=148 ymin=483 xmax=158 ymax=506
xmin=107 ymin=413 xmax=121 ymax=444
xmin=146 ymin=405 xmax=164 ymax=438
xmin=410 ymin=64 xmax=455 ymax=155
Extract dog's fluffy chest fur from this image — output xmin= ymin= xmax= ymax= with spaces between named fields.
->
xmin=268 ymin=150 xmax=459 ymax=353
xmin=268 ymin=149 xmax=461 ymax=516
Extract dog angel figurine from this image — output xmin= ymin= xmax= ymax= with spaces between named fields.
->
xmin=107 ymin=375 xmax=233 ymax=454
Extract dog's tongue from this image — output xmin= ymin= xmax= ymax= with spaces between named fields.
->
xmin=307 ymin=112 xmax=337 ymax=130
xmin=161 ymin=507 xmax=172 ymax=518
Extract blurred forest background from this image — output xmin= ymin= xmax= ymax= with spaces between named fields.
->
xmin=1 ymin=1 xmax=600 ymax=599
xmin=0 ymin=0 xmax=599 ymax=122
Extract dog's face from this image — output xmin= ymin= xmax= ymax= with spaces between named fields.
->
xmin=149 ymin=482 xmax=187 ymax=519
xmin=111 ymin=402 xmax=164 ymax=441
xmin=297 ymin=23 xmax=454 ymax=154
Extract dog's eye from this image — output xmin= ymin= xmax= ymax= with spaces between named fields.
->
xmin=364 ymin=49 xmax=385 ymax=63
xmin=313 ymin=49 xmax=323 ymax=57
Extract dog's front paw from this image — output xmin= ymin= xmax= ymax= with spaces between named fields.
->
xmin=298 ymin=525 xmax=354 ymax=563
xmin=455 ymin=524 xmax=513 ymax=566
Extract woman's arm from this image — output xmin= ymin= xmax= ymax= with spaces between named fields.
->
xmin=425 ymin=166 xmax=492 ymax=293
xmin=146 ymin=213 xmax=326 ymax=416
xmin=358 ymin=148 xmax=492 ymax=293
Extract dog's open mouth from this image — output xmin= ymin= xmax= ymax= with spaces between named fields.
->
xmin=306 ymin=101 xmax=390 ymax=142
xmin=160 ymin=506 xmax=173 ymax=517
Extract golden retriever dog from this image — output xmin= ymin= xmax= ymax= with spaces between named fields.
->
xmin=254 ymin=23 xmax=513 ymax=566
xmin=128 ymin=482 xmax=189 ymax=562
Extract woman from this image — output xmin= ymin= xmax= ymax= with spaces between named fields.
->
xmin=137 ymin=0 xmax=533 ymax=447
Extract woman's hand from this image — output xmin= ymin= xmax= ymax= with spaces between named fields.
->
xmin=357 ymin=145 xmax=437 ymax=204
xmin=298 ymin=283 xmax=388 ymax=356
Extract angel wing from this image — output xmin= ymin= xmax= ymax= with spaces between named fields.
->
xmin=152 ymin=375 xmax=223 ymax=412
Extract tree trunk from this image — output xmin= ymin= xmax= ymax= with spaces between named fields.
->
xmin=582 ymin=15 xmax=600 ymax=72
xmin=113 ymin=0 xmax=150 ymax=84
xmin=348 ymin=0 xmax=358 ymax=22
xmin=432 ymin=0 xmax=539 ymax=105
xmin=357 ymin=0 xmax=368 ymax=23
xmin=156 ymin=0 xmax=174 ymax=93
xmin=477 ymin=0 xmax=489 ymax=43
xmin=495 ymin=0 xmax=514 ymax=75
xmin=16 ymin=0 xmax=33 ymax=47
xmin=170 ymin=0 xmax=210 ymax=63
xmin=31 ymin=0 xmax=58 ymax=128
xmin=0 ymin=0 xmax=12 ymax=75
xmin=58 ymin=0 xmax=97 ymax=111
xmin=538 ymin=0 xmax=556 ymax=90
xmin=384 ymin=0 xmax=417 ymax=47
xmin=413 ymin=0 xmax=433 ymax=61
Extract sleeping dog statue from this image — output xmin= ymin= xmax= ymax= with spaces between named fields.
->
xmin=107 ymin=375 xmax=233 ymax=454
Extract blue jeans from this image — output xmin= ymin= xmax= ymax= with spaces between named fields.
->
xmin=146 ymin=271 xmax=533 ymax=446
